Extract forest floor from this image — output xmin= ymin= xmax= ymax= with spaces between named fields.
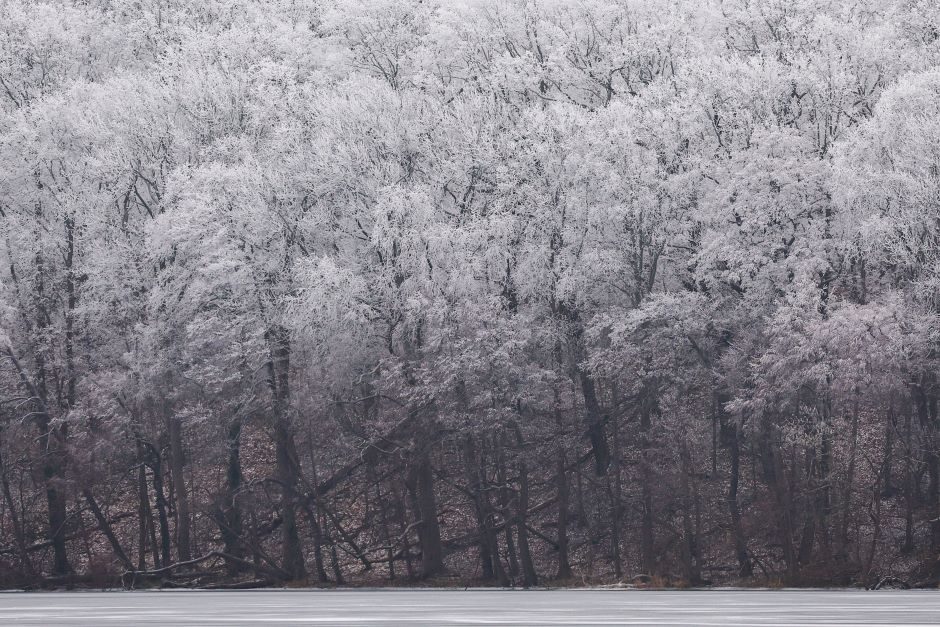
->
xmin=0 ymin=588 xmax=938 ymax=626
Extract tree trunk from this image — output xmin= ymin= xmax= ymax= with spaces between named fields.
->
xmin=797 ymin=448 xmax=817 ymax=569
xmin=150 ymin=444 xmax=172 ymax=569
xmin=495 ymin=434 xmax=520 ymax=581
xmin=166 ymin=412 xmax=192 ymax=563
xmin=903 ymin=401 xmax=916 ymax=554
xmin=914 ymin=379 xmax=940 ymax=572
xmin=579 ymin=370 xmax=610 ymax=476
xmin=414 ymin=450 xmax=444 ymax=578
xmin=838 ymin=402 xmax=861 ymax=562
xmin=463 ymin=435 xmax=504 ymax=582
xmin=19 ymin=207 xmax=73 ymax=577
xmin=268 ymin=325 xmax=306 ymax=581
xmin=639 ymin=397 xmax=656 ymax=576
xmin=759 ymin=422 xmax=798 ymax=584
xmin=881 ymin=400 xmax=896 ymax=499
xmin=394 ymin=480 xmax=415 ymax=580
xmin=511 ymin=424 xmax=538 ymax=587
xmin=135 ymin=447 xmax=153 ymax=570
xmin=678 ymin=440 xmax=701 ymax=585
xmin=82 ymin=488 xmax=134 ymax=572
xmin=216 ymin=416 xmax=245 ymax=576
xmin=608 ymin=411 xmax=624 ymax=579
xmin=817 ymin=403 xmax=833 ymax=565
xmin=555 ymin=450 xmax=572 ymax=580
xmin=561 ymin=304 xmax=610 ymax=476
xmin=726 ymin=420 xmax=752 ymax=578
xmin=41 ymin=435 xmax=72 ymax=577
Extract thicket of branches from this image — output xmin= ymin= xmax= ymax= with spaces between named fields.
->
xmin=1 ymin=0 xmax=939 ymax=589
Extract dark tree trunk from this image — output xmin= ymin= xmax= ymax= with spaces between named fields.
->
xmin=273 ymin=417 xmax=305 ymax=580
xmin=555 ymin=450 xmax=572 ymax=580
xmin=150 ymin=445 xmax=172 ymax=569
xmin=725 ymin=421 xmax=752 ymax=578
xmin=166 ymin=413 xmax=192 ymax=563
xmin=463 ymin=437 xmax=493 ymax=580
xmin=133 ymin=433 xmax=153 ymax=570
xmin=216 ymin=416 xmax=245 ymax=576
xmin=678 ymin=441 xmax=701 ymax=585
xmin=305 ymin=457 xmax=330 ymax=584
xmin=393 ymin=481 xmax=415 ymax=580
xmin=135 ymin=451 xmax=153 ymax=570
xmin=797 ymin=447 xmax=817 ymax=569
xmin=309 ymin=507 xmax=330 ymax=583
xmin=881 ymin=401 xmax=896 ymax=499
xmin=608 ymin=412 xmax=624 ymax=579
xmin=914 ymin=379 xmax=940 ymax=572
xmin=838 ymin=402 xmax=861 ymax=562
xmin=463 ymin=435 xmax=505 ymax=583
xmin=82 ymin=488 xmax=134 ymax=572
xmin=560 ymin=304 xmax=610 ymax=476
xmin=374 ymin=470 xmax=396 ymax=581
xmin=759 ymin=422 xmax=799 ymax=584
xmin=267 ymin=325 xmax=306 ymax=581
xmin=639 ymin=399 xmax=656 ymax=576
xmin=817 ymin=403 xmax=833 ymax=565
xmin=511 ymin=424 xmax=538 ymax=587
xmin=414 ymin=450 xmax=444 ymax=578
xmin=42 ymin=438 xmax=72 ymax=577
xmin=495 ymin=435 xmax=520 ymax=580
xmin=903 ymin=402 xmax=916 ymax=554
xmin=579 ymin=370 xmax=610 ymax=476
xmin=517 ymin=464 xmax=538 ymax=586
xmin=20 ymin=206 xmax=74 ymax=577
xmin=329 ymin=529 xmax=345 ymax=585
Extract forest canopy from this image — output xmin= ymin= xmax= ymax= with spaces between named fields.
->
xmin=1 ymin=0 xmax=939 ymax=589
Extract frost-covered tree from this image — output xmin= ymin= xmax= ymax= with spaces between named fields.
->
xmin=0 ymin=0 xmax=938 ymax=589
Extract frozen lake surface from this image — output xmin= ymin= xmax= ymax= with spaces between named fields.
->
xmin=0 ymin=588 xmax=938 ymax=626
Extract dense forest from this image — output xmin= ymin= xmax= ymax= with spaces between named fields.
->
xmin=0 ymin=0 xmax=939 ymax=590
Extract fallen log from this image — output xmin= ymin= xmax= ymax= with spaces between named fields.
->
xmin=120 ymin=551 xmax=290 ymax=588
xmin=203 ymin=579 xmax=274 ymax=590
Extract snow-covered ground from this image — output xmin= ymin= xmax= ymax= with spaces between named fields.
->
xmin=0 ymin=589 xmax=938 ymax=626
